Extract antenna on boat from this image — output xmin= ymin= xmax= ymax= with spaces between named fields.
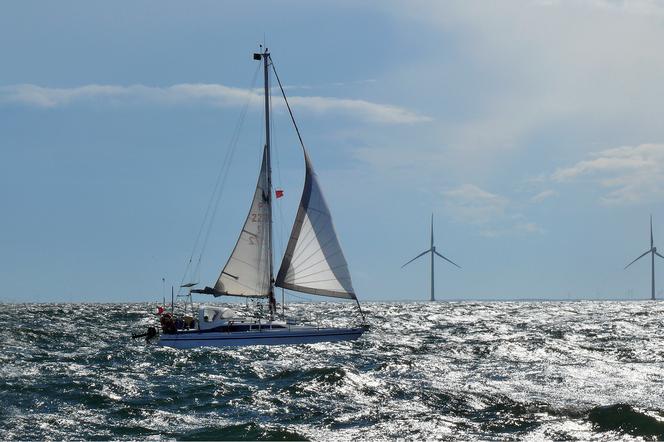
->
xmin=625 ymin=214 xmax=664 ymax=300
xmin=401 ymin=213 xmax=461 ymax=301
xmin=281 ymin=287 xmax=285 ymax=319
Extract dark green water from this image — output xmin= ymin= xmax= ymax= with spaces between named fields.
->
xmin=1 ymin=301 xmax=664 ymax=440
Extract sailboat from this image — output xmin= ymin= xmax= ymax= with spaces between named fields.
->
xmin=150 ymin=48 xmax=366 ymax=348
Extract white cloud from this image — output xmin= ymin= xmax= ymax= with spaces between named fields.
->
xmin=0 ymin=83 xmax=255 ymax=108
xmin=515 ymin=221 xmax=546 ymax=234
xmin=288 ymin=95 xmax=431 ymax=124
xmin=0 ymin=83 xmax=430 ymax=124
xmin=530 ymin=189 xmax=558 ymax=203
xmin=442 ymin=184 xmax=544 ymax=236
xmin=481 ymin=220 xmax=546 ymax=237
xmin=578 ymin=0 xmax=664 ymax=15
xmin=381 ymin=0 xmax=664 ymax=157
xmin=551 ymin=143 xmax=664 ymax=204
xmin=442 ymin=184 xmax=508 ymax=224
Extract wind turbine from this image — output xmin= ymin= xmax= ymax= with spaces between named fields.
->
xmin=625 ymin=215 xmax=664 ymax=300
xmin=402 ymin=214 xmax=460 ymax=301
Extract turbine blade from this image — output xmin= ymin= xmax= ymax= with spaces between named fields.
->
xmin=401 ymin=249 xmax=431 ymax=268
xmin=656 ymin=251 xmax=664 ymax=260
xmin=651 ymin=214 xmax=654 ymax=248
xmin=433 ymin=250 xmax=461 ymax=268
xmin=625 ymin=250 xmax=651 ymax=269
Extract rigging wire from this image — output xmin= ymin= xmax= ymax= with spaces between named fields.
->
xmin=270 ymin=56 xmax=308 ymax=310
xmin=268 ymin=59 xmax=286 ymax=265
xmin=268 ymin=60 xmax=290 ymax=314
xmin=269 ymin=56 xmax=307 ymax=154
xmin=177 ymin=63 xmax=262 ymax=295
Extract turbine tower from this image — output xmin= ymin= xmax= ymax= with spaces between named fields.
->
xmin=625 ymin=215 xmax=663 ymax=300
xmin=402 ymin=214 xmax=460 ymax=301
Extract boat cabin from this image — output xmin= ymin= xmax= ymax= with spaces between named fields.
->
xmin=198 ymin=306 xmax=236 ymax=331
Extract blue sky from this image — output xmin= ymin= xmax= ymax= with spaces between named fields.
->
xmin=3 ymin=0 xmax=664 ymax=302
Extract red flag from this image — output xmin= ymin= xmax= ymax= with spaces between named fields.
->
xmin=275 ymin=189 xmax=284 ymax=199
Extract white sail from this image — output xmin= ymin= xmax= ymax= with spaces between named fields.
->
xmin=276 ymin=152 xmax=356 ymax=299
xmin=209 ymin=146 xmax=272 ymax=297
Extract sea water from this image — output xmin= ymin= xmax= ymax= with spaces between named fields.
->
xmin=1 ymin=301 xmax=664 ymax=440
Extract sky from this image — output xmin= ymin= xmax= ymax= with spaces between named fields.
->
xmin=3 ymin=0 xmax=664 ymax=302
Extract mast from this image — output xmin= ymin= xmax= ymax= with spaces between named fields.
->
xmin=255 ymin=47 xmax=275 ymax=309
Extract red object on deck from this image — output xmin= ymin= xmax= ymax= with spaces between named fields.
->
xmin=157 ymin=306 xmax=164 ymax=315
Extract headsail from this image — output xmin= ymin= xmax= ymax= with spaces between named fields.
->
xmin=275 ymin=152 xmax=356 ymax=299
xmin=198 ymin=146 xmax=272 ymax=297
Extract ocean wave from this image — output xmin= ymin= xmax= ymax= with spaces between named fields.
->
xmin=1 ymin=301 xmax=664 ymax=440
xmin=587 ymin=403 xmax=664 ymax=438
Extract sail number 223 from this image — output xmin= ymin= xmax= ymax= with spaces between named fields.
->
xmin=250 ymin=213 xmax=267 ymax=223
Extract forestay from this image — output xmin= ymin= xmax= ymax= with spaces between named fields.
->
xmin=276 ymin=152 xmax=356 ymax=299
xmin=210 ymin=146 xmax=272 ymax=297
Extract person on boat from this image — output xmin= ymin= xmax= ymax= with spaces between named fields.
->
xmin=183 ymin=315 xmax=195 ymax=329
xmin=268 ymin=290 xmax=277 ymax=319
xmin=160 ymin=312 xmax=177 ymax=334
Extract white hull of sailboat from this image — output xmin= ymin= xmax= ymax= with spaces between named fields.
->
xmin=158 ymin=326 xmax=365 ymax=349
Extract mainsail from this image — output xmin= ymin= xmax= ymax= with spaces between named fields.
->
xmin=197 ymin=146 xmax=272 ymax=297
xmin=275 ymin=152 xmax=356 ymax=299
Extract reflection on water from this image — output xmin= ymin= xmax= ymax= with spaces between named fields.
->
xmin=1 ymin=301 xmax=664 ymax=440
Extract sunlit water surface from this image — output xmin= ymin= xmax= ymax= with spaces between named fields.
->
xmin=2 ymin=301 xmax=664 ymax=440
